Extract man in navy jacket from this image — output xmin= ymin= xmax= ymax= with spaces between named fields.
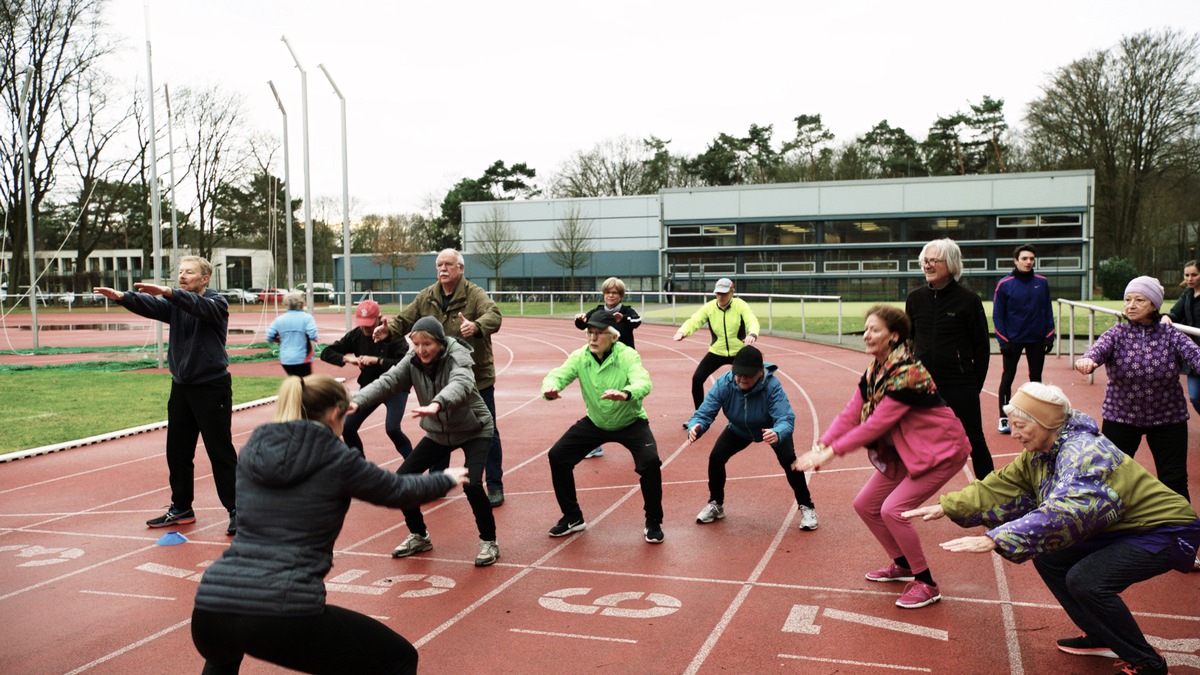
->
xmin=992 ymin=244 xmax=1056 ymax=434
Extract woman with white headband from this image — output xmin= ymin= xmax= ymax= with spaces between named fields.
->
xmin=904 ymin=382 xmax=1200 ymax=675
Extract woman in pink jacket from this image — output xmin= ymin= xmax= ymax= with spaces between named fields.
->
xmin=794 ymin=304 xmax=969 ymax=609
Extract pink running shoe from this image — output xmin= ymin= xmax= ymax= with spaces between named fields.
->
xmin=895 ymin=580 xmax=941 ymax=608
xmin=865 ymin=562 xmax=915 ymax=582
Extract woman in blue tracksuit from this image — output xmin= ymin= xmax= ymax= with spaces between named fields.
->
xmin=685 ymin=346 xmax=819 ymax=531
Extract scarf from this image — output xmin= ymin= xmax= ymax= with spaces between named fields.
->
xmin=859 ymin=343 xmax=941 ymax=422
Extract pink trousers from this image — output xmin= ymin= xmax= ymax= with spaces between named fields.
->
xmin=852 ymin=457 xmax=965 ymax=574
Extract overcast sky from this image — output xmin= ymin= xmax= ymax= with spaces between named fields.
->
xmin=105 ymin=0 xmax=1200 ymax=218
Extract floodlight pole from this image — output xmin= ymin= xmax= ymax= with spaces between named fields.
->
xmin=318 ymin=63 xmax=353 ymax=331
xmin=164 ymin=83 xmax=179 ymax=275
xmin=17 ymin=68 xmax=39 ymax=349
xmin=268 ymin=81 xmax=294 ymax=291
xmin=145 ymin=6 xmax=165 ymax=367
xmin=282 ymin=36 xmax=314 ymax=311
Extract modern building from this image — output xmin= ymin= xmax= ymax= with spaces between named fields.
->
xmin=336 ymin=170 xmax=1095 ymax=302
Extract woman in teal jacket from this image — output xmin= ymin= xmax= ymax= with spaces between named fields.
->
xmin=685 ymin=346 xmax=818 ymax=531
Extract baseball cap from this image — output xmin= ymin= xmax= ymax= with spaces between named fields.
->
xmin=354 ymin=299 xmax=380 ymax=327
xmin=586 ymin=314 xmax=618 ymax=330
xmin=731 ymin=345 xmax=763 ymax=376
xmin=713 ymin=278 xmax=733 ymax=293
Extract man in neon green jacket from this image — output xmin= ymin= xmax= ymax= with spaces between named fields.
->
xmin=674 ymin=278 xmax=760 ymax=410
xmin=542 ymin=314 xmax=664 ymax=544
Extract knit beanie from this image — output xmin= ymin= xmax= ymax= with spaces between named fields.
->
xmin=1124 ymin=276 xmax=1164 ymax=309
xmin=410 ymin=316 xmax=447 ymax=344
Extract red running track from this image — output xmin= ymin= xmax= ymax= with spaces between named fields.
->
xmin=1 ymin=313 xmax=1198 ymax=674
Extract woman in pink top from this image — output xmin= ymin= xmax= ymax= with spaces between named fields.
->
xmin=794 ymin=304 xmax=969 ymax=609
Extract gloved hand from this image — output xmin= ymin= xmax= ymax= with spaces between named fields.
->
xmin=1043 ymin=337 xmax=1055 ymax=354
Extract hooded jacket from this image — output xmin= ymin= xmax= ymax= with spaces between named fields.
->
xmin=686 ymin=362 xmax=794 ymax=443
xmin=353 ymin=337 xmax=494 ymax=447
xmin=940 ymin=410 xmax=1200 ymax=568
xmin=386 ymin=278 xmax=502 ymax=389
xmin=193 ymin=420 xmax=455 ymax=616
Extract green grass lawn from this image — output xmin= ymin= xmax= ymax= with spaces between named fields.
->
xmin=0 ymin=371 xmax=282 ymax=454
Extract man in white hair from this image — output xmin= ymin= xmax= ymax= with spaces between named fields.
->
xmin=904 ymin=382 xmax=1200 ymax=675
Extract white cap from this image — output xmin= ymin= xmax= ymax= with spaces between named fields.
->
xmin=713 ymin=278 xmax=733 ymax=293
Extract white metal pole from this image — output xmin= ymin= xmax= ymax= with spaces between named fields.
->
xmin=268 ymin=81 xmax=294 ymax=292
xmin=318 ymin=63 xmax=352 ymax=331
xmin=17 ymin=68 xmax=39 ymax=349
xmin=164 ymin=83 xmax=179 ymax=276
xmin=282 ymin=36 xmax=314 ymax=311
xmin=145 ymin=6 xmax=164 ymax=368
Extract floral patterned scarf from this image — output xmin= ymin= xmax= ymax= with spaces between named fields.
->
xmin=859 ymin=343 xmax=941 ymax=422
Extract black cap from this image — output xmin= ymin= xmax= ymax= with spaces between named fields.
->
xmin=585 ymin=314 xmax=618 ymax=330
xmin=731 ymin=345 xmax=763 ymax=376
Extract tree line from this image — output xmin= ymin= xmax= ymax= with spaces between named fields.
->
xmin=2 ymin=0 xmax=1197 ymax=293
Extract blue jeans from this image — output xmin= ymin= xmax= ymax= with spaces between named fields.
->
xmin=479 ymin=385 xmax=504 ymax=490
xmin=1188 ymin=373 xmax=1200 ymax=414
xmin=1033 ymin=542 xmax=1171 ymax=670
xmin=343 ymin=390 xmax=411 ymax=457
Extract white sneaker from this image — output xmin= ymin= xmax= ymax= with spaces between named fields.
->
xmin=584 ymin=447 xmax=604 ymax=458
xmin=696 ymin=500 xmax=725 ymax=523
xmin=997 ymin=418 xmax=1011 ymax=434
xmin=798 ymin=505 xmax=819 ymax=531
xmin=475 ymin=540 xmax=499 ymax=567
xmin=392 ymin=532 xmax=432 ymax=558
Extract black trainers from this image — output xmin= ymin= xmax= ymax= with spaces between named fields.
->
xmin=548 ymin=515 xmax=586 ymax=537
xmin=146 ymin=506 xmax=195 ymax=528
xmin=226 ymin=510 xmax=237 ymax=536
xmin=488 ymin=487 xmax=505 ymax=507
xmin=644 ymin=522 xmax=664 ymax=544
xmin=1056 ymin=634 xmax=1118 ymax=658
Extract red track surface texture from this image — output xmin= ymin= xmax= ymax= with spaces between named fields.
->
xmin=1 ymin=312 xmax=1198 ymax=674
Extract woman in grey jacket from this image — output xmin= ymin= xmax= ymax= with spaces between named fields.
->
xmin=191 ymin=374 xmax=466 ymax=675
xmin=352 ymin=316 xmax=500 ymax=567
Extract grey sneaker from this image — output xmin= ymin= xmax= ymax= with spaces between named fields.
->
xmin=392 ymin=532 xmax=432 ymax=558
xmin=475 ymin=540 xmax=499 ymax=567
xmin=696 ymin=500 xmax=724 ymax=524
xmin=798 ymin=505 xmax=819 ymax=531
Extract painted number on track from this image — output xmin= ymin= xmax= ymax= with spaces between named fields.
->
xmin=0 ymin=544 xmax=85 ymax=567
xmin=539 ymin=587 xmax=681 ymax=618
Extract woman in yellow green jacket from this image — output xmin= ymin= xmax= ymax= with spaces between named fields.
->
xmin=673 ymin=278 xmax=760 ymax=409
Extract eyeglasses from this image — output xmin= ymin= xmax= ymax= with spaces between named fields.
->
xmin=921 ymin=257 xmax=945 ymax=266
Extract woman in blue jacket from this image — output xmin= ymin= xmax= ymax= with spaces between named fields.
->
xmin=685 ymin=346 xmax=818 ymax=531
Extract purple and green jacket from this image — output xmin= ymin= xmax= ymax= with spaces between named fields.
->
xmin=940 ymin=411 xmax=1199 ymax=568
xmin=1082 ymin=321 xmax=1200 ymax=426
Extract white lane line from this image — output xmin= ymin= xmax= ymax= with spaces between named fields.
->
xmin=992 ymin=551 xmax=1025 ymax=675
xmin=62 ymin=618 xmax=192 ymax=675
xmin=510 ymin=628 xmax=637 ymax=644
xmin=683 ymin=504 xmax=799 ymax=675
xmin=779 ymin=653 xmax=931 ymax=672
xmin=822 ymin=608 xmax=948 ymax=641
xmin=80 ymin=589 xmax=175 ymax=601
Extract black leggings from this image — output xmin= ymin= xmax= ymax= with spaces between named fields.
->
xmin=1101 ymin=419 xmax=1190 ymax=503
xmin=192 ymin=605 xmax=417 ymax=675
xmin=691 ymin=352 xmax=736 ymax=409
xmin=707 ymin=427 xmax=813 ymax=508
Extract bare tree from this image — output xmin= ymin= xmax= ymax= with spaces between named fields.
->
xmin=368 ymin=214 xmax=419 ymax=292
xmin=1026 ymin=29 xmax=1200 ymax=261
xmin=472 ymin=205 xmax=518 ymax=290
xmin=545 ymin=205 xmax=595 ymax=291
xmin=547 ymin=135 xmax=655 ymax=198
xmin=175 ymin=85 xmax=249 ymax=259
xmin=0 ymin=0 xmax=113 ymax=290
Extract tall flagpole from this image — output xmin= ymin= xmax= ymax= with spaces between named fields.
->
xmin=318 ymin=63 xmax=352 ymax=331
xmin=268 ymin=81 xmax=294 ymax=291
xmin=282 ymin=36 xmax=314 ymax=311
xmin=164 ymin=83 xmax=179 ymax=276
xmin=17 ymin=68 xmax=39 ymax=349
xmin=144 ymin=4 xmax=164 ymax=367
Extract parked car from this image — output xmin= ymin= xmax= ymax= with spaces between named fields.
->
xmin=248 ymin=287 xmax=287 ymax=304
xmin=221 ymin=288 xmax=259 ymax=304
xmin=295 ymin=282 xmax=335 ymax=303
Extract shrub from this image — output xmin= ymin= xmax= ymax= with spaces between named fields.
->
xmin=1097 ymin=257 xmax=1138 ymax=300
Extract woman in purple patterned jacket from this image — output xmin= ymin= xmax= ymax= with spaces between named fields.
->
xmin=1074 ymin=276 xmax=1200 ymax=503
